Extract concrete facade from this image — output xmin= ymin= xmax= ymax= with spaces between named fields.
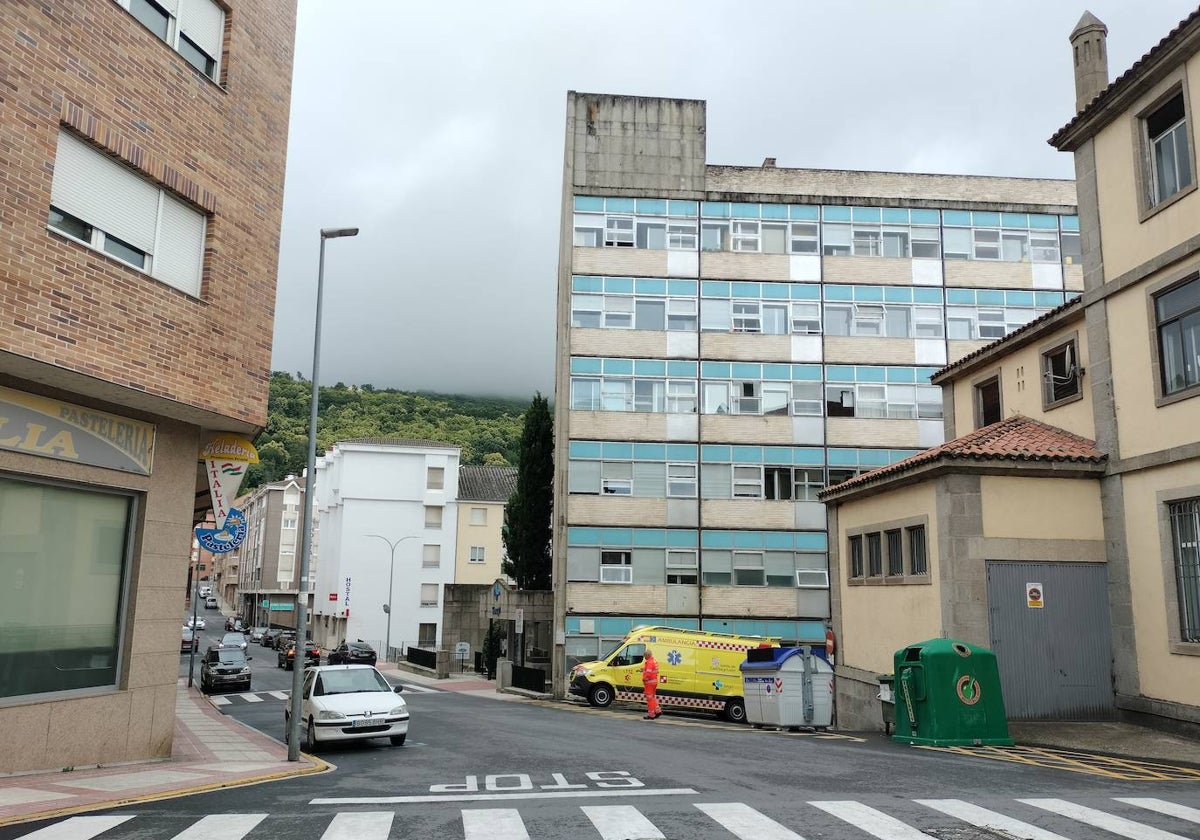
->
xmin=235 ymin=477 xmax=310 ymax=631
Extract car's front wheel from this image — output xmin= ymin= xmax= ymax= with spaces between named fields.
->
xmin=304 ymin=719 xmax=318 ymax=753
xmin=587 ymin=683 xmax=614 ymax=707
xmin=390 ymin=734 xmax=406 ymax=747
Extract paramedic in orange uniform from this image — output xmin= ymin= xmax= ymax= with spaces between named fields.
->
xmin=642 ymin=650 xmax=661 ymax=719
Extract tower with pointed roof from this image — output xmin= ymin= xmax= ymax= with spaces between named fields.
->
xmin=1070 ymin=11 xmax=1110 ymax=113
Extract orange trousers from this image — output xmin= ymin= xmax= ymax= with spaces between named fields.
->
xmin=644 ymin=679 xmax=660 ymax=716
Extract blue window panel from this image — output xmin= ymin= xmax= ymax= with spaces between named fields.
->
xmin=1066 ymin=291 xmax=1081 ymax=301
xmin=851 ymin=206 xmax=882 ymax=223
xmin=565 ymin=617 xmax=581 ymax=634
xmin=790 ymin=205 xmax=820 ymax=220
xmin=797 ymin=620 xmax=829 ymax=641
xmin=792 ymin=364 xmax=822 ymax=381
xmin=667 ymin=360 xmax=698 ymax=377
xmin=635 ymin=278 xmax=668 ymax=295
xmin=668 ymin=200 xmax=698 ymax=217
xmin=1035 ymin=292 xmax=1065 ymax=307
xmin=600 ymin=528 xmax=634 ymax=546
xmin=603 ymin=358 xmax=634 ymax=375
xmin=761 ymin=283 xmax=790 ymax=299
xmin=882 ymin=208 xmax=909 ymax=224
xmin=1001 ymin=213 xmax=1029 ymax=229
xmin=766 ymin=621 xmax=798 ymax=639
xmin=701 ymin=445 xmax=731 ymax=462
xmin=1006 ymin=290 xmax=1035 ymax=307
xmin=701 ymin=361 xmax=731 ymax=379
xmin=826 ymin=365 xmax=856 ymax=382
xmin=665 ymin=530 xmax=699 ymax=548
xmin=701 ymin=202 xmax=730 ymax=218
xmin=668 ymin=280 xmax=697 ymax=296
xmin=946 ymin=288 xmax=975 ymax=305
xmin=1029 ymin=214 xmax=1058 ymax=229
xmin=601 ymin=442 xmax=634 ymax=460
xmin=569 ymin=441 xmax=603 ymax=459
xmin=822 ymin=206 xmax=852 ymax=222
xmin=599 ymin=617 xmax=633 ymax=636
xmin=915 ymin=368 xmax=939 ymax=383
xmin=731 ymin=363 xmax=761 ymax=380
xmin=571 ymin=357 xmax=602 ymax=374
xmin=702 ymin=281 xmax=730 ymax=298
xmin=884 ymin=286 xmax=914 ymax=303
xmin=763 ymin=447 xmax=792 ymax=465
xmin=701 ymin=531 xmax=734 ymax=549
xmin=574 ymin=196 xmax=604 ymax=212
xmin=827 ymin=448 xmax=860 ymax=466
xmin=859 ymin=449 xmax=891 ymax=466
xmin=824 ymin=285 xmax=855 ymax=301
xmin=635 ymin=199 xmax=667 ymax=216
xmin=733 ymin=531 xmax=765 ymax=549
xmin=910 ymin=209 xmax=940 ymax=225
xmin=791 ymin=284 xmax=821 ymax=300
xmin=605 ymin=276 xmax=635 ymax=294
xmin=762 ymin=363 xmax=792 ymax=381
xmin=568 ymin=527 xmax=602 ymax=546
xmin=732 ymin=282 xmax=761 ymax=299
xmin=573 ymin=275 xmax=603 ymax=292
xmin=793 ymin=448 xmax=824 ymax=465
xmin=761 ymin=203 xmax=788 ymax=220
xmin=1060 ymin=215 xmax=1080 ymax=232
xmin=731 ymin=202 xmax=760 ymax=219
xmin=632 ymin=443 xmax=665 ymax=461
xmin=763 ymin=531 xmax=793 ymax=550
xmin=633 ymin=529 xmax=666 ymax=547
xmin=886 ymin=367 xmax=916 ymax=383
xmin=976 ymin=290 xmax=1004 ymax=306
xmin=943 ymin=210 xmax=971 ymax=227
xmin=857 ymin=366 xmax=887 ymax=383
xmin=794 ymin=532 xmax=828 ymax=551
xmin=634 ymin=359 xmax=666 ymax=376
xmin=732 ymin=446 xmax=762 ymax=463
xmin=666 ymin=444 xmax=697 ymax=461
xmin=855 ymin=285 xmax=885 ymax=302
xmin=972 ymin=211 xmax=1001 ymax=228
xmin=605 ymin=198 xmax=635 ymax=214
xmin=891 ymin=449 xmax=922 ymax=462
xmin=913 ymin=287 xmax=944 ymax=304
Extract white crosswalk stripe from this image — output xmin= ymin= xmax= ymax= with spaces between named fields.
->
xmin=267 ymin=690 xmax=290 ymax=699
xmin=1116 ymin=797 xmax=1200 ymax=825
xmin=1019 ymin=798 xmax=1193 ymax=840
xmin=695 ymin=802 xmax=806 ymax=840
xmin=810 ymin=800 xmax=934 ymax=839
xmin=13 ymin=816 xmax=134 ymax=840
xmin=463 ymin=808 xmax=528 ymax=840
xmin=208 ymin=695 xmax=231 ymax=705
xmin=163 ymin=813 xmax=267 ymax=840
xmin=916 ymin=799 xmax=1070 ymax=840
xmin=237 ymin=693 xmax=263 ymax=703
xmin=319 ymin=811 xmax=393 ymax=840
xmin=582 ymin=804 xmax=665 ymax=839
xmin=397 ymin=682 xmax=438 ymax=693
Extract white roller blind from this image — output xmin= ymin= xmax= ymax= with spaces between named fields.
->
xmin=700 ymin=463 xmax=731 ymax=499
xmin=154 ymin=192 xmax=205 ymax=296
xmin=567 ymin=461 xmax=600 ymax=494
xmin=632 ymin=462 xmax=665 ymax=497
xmin=51 ymin=132 xmax=159 ymax=254
xmin=178 ymin=0 xmax=224 ymax=61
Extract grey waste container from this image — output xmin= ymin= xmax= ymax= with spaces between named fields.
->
xmin=739 ymin=647 xmax=834 ymax=730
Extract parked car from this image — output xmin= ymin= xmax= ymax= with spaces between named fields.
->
xmin=198 ymin=585 xmax=213 ymax=599
xmin=274 ymin=630 xmax=297 ymax=651
xmin=204 ymin=596 xmax=219 ymax=610
xmin=249 ymin=626 xmax=267 ymax=643
xmin=284 ymin=665 xmax=407 ymax=752
xmin=225 ymin=617 xmax=247 ymax=633
xmin=262 ymin=628 xmax=284 ymax=648
xmin=278 ymin=640 xmax=321 ymax=670
xmin=186 ymin=616 xmax=206 ymax=631
xmin=220 ymin=631 xmax=248 ymax=651
xmin=327 ymin=641 xmax=377 ymax=667
xmin=181 ymin=626 xmax=199 ymax=654
xmin=199 ymin=645 xmax=252 ymax=694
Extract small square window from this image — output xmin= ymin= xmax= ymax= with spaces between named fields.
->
xmin=424 ymin=506 xmax=443 ymax=529
xmin=422 ymin=544 xmax=440 ymax=568
xmin=1042 ymin=339 xmax=1082 ymax=407
xmin=908 ymin=525 xmax=928 ymax=576
xmin=427 ymin=466 xmax=445 ymax=490
xmin=866 ymin=533 xmax=883 ymax=577
xmin=470 ymin=507 xmax=487 ymax=526
xmin=48 ymin=206 xmax=93 ymax=243
xmin=848 ymin=535 xmax=863 ymax=579
xmin=886 ymin=529 xmax=903 ymax=576
xmin=420 ymin=583 xmax=439 ymax=607
xmin=469 ymin=546 xmax=486 ymax=563
xmin=600 ymin=550 xmax=632 ymax=583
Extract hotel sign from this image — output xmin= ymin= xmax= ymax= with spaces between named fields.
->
xmin=0 ymin=385 xmax=155 ymax=475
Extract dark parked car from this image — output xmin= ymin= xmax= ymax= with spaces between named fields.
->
xmin=225 ymin=617 xmax=247 ymax=633
xmin=327 ymin=641 xmax=377 ymax=667
xmin=262 ymin=628 xmax=288 ymax=649
xmin=181 ymin=626 xmax=199 ymax=654
xmin=273 ymin=630 xmax=297 ymax=651
xmin=200 ymin=645 xmax=252 ymax=693
xmin=278 ymin=640 xmax=321 ymax=670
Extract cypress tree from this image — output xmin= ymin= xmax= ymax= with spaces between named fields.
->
xmin=502 ymin=393 xmax=553 ymax=589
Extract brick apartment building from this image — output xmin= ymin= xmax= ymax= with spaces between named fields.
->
xmin=0 ymin=1 xmax=295 ymax=772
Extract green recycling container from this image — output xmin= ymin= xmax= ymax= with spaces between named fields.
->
xmin=891 ymin=638 xmax=1012 ymax=746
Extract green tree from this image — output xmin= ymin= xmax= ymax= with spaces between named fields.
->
xmin=483 ymin=452 xmax=510 ymax=466
xmin=502 ymin=393 xmax=553 ymax=589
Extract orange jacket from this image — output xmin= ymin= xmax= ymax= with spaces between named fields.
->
xmin=642 ymin=655 xmax=659 ymax=686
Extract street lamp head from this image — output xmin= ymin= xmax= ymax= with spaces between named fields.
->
xmin=321 ymin=227 xmax=359 ymax=239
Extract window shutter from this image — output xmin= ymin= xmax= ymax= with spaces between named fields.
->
xmin=52 ymin=132 xmax=159 ymax=254
xmin=632 ymin=461 xmax=665 ymax=497
xmin=154 ymin=192 xmax=205 ymax=296
xmin=178 ymin=0 xmax=224 ymax=62
xmin=568 ymin=461 xmax=601 ymax=494
xmin=700 ymin=463 xmax=731 ymax=499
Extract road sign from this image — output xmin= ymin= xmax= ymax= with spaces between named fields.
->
xmin=455 ymin=642 xmax=471 ymax=658
xmin=515 ymin=608 xmax=524 ymax=636
xmin=261 ymin=599 xmax=270 ymax=608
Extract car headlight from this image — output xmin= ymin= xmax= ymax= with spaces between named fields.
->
xmin=239 ymin=667 xmax=251 ymax=674
xmin=389 ymin=705 xmax=406 ymax=715
xmin=316 ymin=710 xmax=347 ymax=721
xmin=574 ymin=667 xmax=591 ymax=678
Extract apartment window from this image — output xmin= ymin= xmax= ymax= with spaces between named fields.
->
xmin=733 ymin=552 xmax=765 ymax=586
xmin=848 ymin=535 xmax=864 ymax=579
xmin=600 ymin=550 xmax=632 ymax=584
xmin=1146 ymin=92 xmax=1193 ymax=206
xmin=281 ymin=516 xmax=296 ymax=530
xmin=866 ymin=532 xmax=883 ymax=577
xmin=49 ymin=132 xmax=206 ymax=296
xmin=470 ymin=507 xmax=487 ymax=526
xmin=427 ymin=466 xmax=445 ymax=490
xmin=115 ymin=0 xmax=224 ymax=81
xmin=1042 ymin=338 xmax=1082 ymax=407
xmin=420 ymin=583 xmax=439 ymax=607
xmin=424 ymin=505 xmax=443 ymax=529
xmin=886 ymin=530 xmax=904 ymax=576
xmin=601 ymin=462 xmax=632 ymax=495
xmin=975 ymin=376 xmax=1002 ymax=427
xmin=908 ymin=525 xmax=928 ymax=576
xmin=418 ymin=623 xmax=437 ymax=647
xmin=1168 ymin=499 xmax=1200 ymax=642
xmin=733 ymin=466 xmax=762 ymax=499
xmin=469 ymin=546 xmax=486 ymax=563
xmin=667 ymin=463 xmax=697 ymax=498
xmin=1156 ymin=276 xmax=1200 ymax=396
xmin=422 ymin=544 xmax=440 ymax=568
xmin=666 ymin=550 xmax=698 ymax=585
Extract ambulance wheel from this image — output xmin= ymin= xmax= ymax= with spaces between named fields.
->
xmin=724 ymin=697 xmax=747 ymax=723
xmin=588 ymin=683 xmax=614 ymax=708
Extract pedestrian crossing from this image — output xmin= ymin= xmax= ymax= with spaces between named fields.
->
xmin=207 ymin=682 xmax=439 ymax=706
xmin=13 ymin=795 xmax=1200 ymax=839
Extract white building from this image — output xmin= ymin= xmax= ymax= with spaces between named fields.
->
xmin=312 ymin=439 xmax=461 ymax=658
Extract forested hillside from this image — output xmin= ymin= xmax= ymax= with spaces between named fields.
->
xmin=245 ymin=372 xmax=531 ymax=488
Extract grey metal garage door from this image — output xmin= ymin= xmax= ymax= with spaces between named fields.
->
xmin=986 ymin=561 xmax=1114 ymax=720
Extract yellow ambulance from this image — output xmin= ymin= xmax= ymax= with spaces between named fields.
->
xmin=568 ymin=626 xmax=780 ymax=722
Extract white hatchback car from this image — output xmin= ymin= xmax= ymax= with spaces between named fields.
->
xmin=285 ymin=665 xmax=408 ymax=752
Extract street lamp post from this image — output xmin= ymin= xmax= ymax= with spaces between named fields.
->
xmin=367 ymin=534 xmax=419 ymax=664
xmin=288 ymin=226 xmax=358 ymax=762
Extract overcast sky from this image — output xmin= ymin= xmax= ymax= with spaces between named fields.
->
xmin=270 ymin=0 xmax=1197 ymax=401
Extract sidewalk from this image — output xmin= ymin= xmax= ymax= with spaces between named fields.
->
xmin=377 ymin=662 xmax=517 ymax=701
xmin=0 ymin=681 xmax=327 ymax=828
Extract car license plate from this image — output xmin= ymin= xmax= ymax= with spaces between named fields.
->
xmin=350 ymin=718 xmax=378 ymax=728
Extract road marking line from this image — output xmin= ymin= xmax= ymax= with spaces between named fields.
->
xmin=319 ymin=811 xmax=393 ymax=840
xmin=1019 ymin=799 xmax=1191 ymax=840
xmin=695 ymin=802 xmax=805 ymax=840
xmin=1116 ymin=798 xmax=1200 ymax=825
xmin=238 ymin=693 xmax=264 ymax=703
xmin=582 ymin=805 xmax=664 ymax=840
xmin=810 ymin=801 xmax=933 ymax=839
xmin=916 ymin=799 xmax=1069 ymax=839
xmin=310 ymin=787 xmax=697 ymax=805
xmin=14 ymin=815 xmax=134 ymax=840
xmin=397 ymin=683 xmax=437 ymax=693
xmin=209 ymin=696 xmax=231 ymax=706
xmin=165 ymin=813 xmax=267 ymax=840
xmin=267 ymin=691 xmax=289 ymax=700
xmin=462 ymin=809 xmax=528 ymax=840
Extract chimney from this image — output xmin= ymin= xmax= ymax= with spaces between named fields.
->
xmin=1070 ymin=11 xmax=1109 ymax=113
xmin=761 ymin=157 xmax=776 ymax=168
